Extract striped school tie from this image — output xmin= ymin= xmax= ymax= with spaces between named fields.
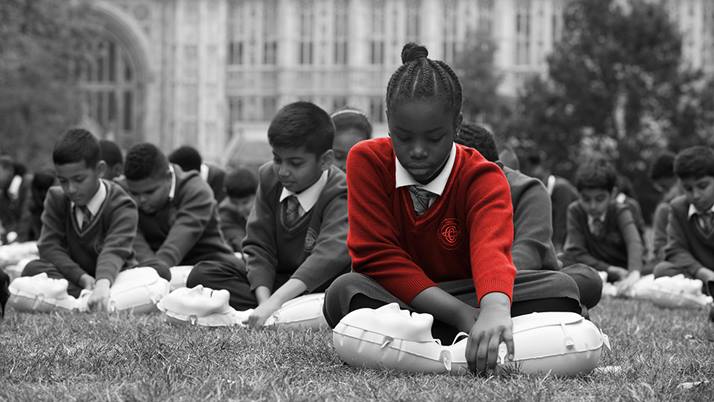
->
xmin=408 ymin=186 xmax=437 ymax=216
xmin=283 ymin=195 xmax=300 ymax=226
xmin=697 ymin=211 xmax=714 ymax=236
xmin=77 ymin=205 xmax=92 ymax=231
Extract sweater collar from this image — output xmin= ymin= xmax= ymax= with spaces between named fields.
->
xmin=279 ymin=169 xmax=329 ymax=214
xmin=394 ymin=143 xmax=456 ymax=196
xmin=71 ymin=179 xmax=107 ymax=216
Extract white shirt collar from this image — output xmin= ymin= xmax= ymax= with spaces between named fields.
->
xmin=688 ymin=203 xmax=714 ymax=219
xmin=200 ymin=163 xmax=210 ymax=181
xmin=279 ymin=169 xmax=329 ymax=213
xmin=8 ymin=175 xmax=23 ymax=200
xmin=169 ymin=165 xmax=176 ymax=201
xmin=72 ymin=180 xmax=107 ymax=216
xmin=394 ymin=144 xmax=456 ymax=196
xmin=546 ymin=174 xmax=556 ymax=196
xmin=587 ymin=211 xmax=607 ymax=227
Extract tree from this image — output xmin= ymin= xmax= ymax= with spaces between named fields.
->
xmin=0 ymin=0 xmax=98 ymax=170
xmin=453 ymin=28 xmax=508 ymax=132
xmin=505 ymin=0 xmax=714 ymax=220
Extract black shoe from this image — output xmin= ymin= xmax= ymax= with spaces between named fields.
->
xmin=0 ymin=270 xmax=9 ymax=318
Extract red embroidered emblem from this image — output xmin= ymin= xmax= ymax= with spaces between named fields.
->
xmin=438 ymin=218 xmax=461 ymax=249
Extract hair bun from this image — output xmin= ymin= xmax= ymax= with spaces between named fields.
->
xmin=401 ymin=43 xmax=428 ymax=64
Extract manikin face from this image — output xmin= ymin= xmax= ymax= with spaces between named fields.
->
xmin=369 ymin=303 xmax=435 ymax=341
xmin=680 ymin=176 xmax=714 ymax=212
xmin=125 ymin=170 xmax=172 ymax=214
xmin=55 ymin=161 xmax=105 ymax=207
xmin=176 ymin=285 xmax=232 ymax=314
xmin=388 ymin=100 xmax=461 ymax=185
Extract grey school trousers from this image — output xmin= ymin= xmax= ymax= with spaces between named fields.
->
xmin=323 ymin=270 xmax=582 ymax=341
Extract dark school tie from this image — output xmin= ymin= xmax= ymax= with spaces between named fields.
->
xmin=78 ymin=205 xmax=92 ymax=231
xmin=589 ymin=217 xmax=604 ymax=237
xmin=697 ymin=211 xmax=714 ymax=236
xmin=283 ymin=195 xmax=300 ymax=226
xmin=408 ymin=186 xmax=437 ymax=216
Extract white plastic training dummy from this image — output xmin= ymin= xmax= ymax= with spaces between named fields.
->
xmin=157 ymin=285 xmax=327 ymax=329
xmin=332 ymin=303 xmax=610 ymax=377
xmin=8 ymin=267 xmax=169 ymax=314
xmin=0 ymin=242 xmax=39 ymax=280
xmin=628 ymin=274 xmax=713 ymax=309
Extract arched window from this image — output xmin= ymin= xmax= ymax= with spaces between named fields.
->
xmin=78 ymin=33 xmax=142 ymax=148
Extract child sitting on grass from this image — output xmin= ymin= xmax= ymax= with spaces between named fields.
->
xmin=561 ymin=157 xmax=644 ymax=292
xmin=654 ymin=146 xmax=714 ymax=290
xmin=219 ymin=167 xmax=258 ymax=252
xmin=187 ymin=101 xmax=351 ymax=328
xmin=21 ymin=129 xmax=140 ymax=311
xmin=323 ymin=43 xmax=582 ymax=374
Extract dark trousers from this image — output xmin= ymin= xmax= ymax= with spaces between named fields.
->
xmin=323 ymin=270 xmax=582 ymax=343
xmin=653 ymin=261 xmax=693 ymax=279
xmin=561 ymin=263 xmax=602 ymax=309
xmin=22 ymin=259 xmax=171 ymax=298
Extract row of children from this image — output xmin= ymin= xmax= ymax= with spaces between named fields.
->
xmin=1 ymin=43 xmax=713 ymax=373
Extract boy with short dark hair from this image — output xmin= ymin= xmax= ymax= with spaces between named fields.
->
xmin=654 ymin=146 xmax=714 ymax=287
xmin=168 ymin=145 xmax=227 ymax=203
xmin=17 ymin=170 xmax=55 ymax=242
xmin=99 ymin=139 xmax=124 ymax=180
xmin=21 ymin=129 xmax=139 ymax=310
xmin=187 ymin=101 xmax=351 ymax=328
xmin=456 ymin=123 xmax=602 ymax=309
xmin=120 ymin=143 xmax=239 ymax=281
xmin=219 ymin=167 xmax=258 ymax=251
xmin=561 ymin=157 xmax=645 ymax=290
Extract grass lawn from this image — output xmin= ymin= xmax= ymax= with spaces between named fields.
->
xmin=1 ymin=298 xmax=712 ymax=401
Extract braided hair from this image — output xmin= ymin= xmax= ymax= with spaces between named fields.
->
xmin=386 ymin=43 xmax=463 ymax=121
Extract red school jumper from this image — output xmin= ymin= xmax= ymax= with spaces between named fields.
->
xmin=346 ymin=138 xmax=517 ymax=304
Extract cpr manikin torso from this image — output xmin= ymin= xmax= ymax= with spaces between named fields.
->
xmin=332 ymin=303 xmax=610 ymax=377
xmin=157 ymin=285 xmax=328 ymax=329
xmin=8 ymin=267 xmax=169 ymax=314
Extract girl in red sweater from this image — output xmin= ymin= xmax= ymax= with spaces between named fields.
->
xmin=323 ymin=43 xmax=582 ymax=374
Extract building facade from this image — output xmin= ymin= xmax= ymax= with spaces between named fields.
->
xmin=81 ymin=0 xmax=714 ymax=164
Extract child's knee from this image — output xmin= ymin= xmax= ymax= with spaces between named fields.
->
xmin=653 ymin=261 xmax=678 ymax=278
xmin=21 ymin=259 xmax=50 ymax=277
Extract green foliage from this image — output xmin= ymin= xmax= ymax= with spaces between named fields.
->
xmin=0 ymin=0 xmax=98 ymax=170
xmin=505 ymin=0 xmax=714 ymax=220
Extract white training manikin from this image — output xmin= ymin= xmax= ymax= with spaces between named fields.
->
xmin=157 ymin=285 xmax=327 ymax=329
xmin=8 ymin=267 xmax=169 ymax=314
xmin=332 ymin=303 xmax=610 ymax=377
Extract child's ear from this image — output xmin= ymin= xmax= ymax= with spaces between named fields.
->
xmin=319 ymin=149 xmax=335 ymax=171
xmin=95 ymin=161 xmax=107 ymax=177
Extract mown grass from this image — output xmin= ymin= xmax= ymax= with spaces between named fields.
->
xmin=0 ymin=298 xmax=712 ymax=401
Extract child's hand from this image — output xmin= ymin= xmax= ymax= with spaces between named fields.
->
xmin=615 ymin=271 xmax=641 ymax=296
xmin=87 ymin=279 xmax=111 ymax=312
xmin=244 ymin=298 xmax=281 ymax=329
xmin=607 ymin=266 xmax=628 ymax=282
xmin=465 ymin=292 xmax=514 ymax=374
xmin=79 ymin=274 xmax=96 ymax=290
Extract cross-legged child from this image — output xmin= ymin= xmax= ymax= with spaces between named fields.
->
xmin=456 ymin=123 xmax=602 ymax=309
xmin=561 ymin=157 xmax=645 ymax=292
xmin=120 ymin=143 xmax=240 ymax=281
xmin=219 ymin=167 xmax=258 ymax=252
xmin=168 ymin=145 xmax=227 ymax=203
xmin=654 ymin=146 xmax=714 ymax=289
xmin=323 ymin=44 xmax=582 ymax=374
xmin=20 ymin=129 xmax=140 ymax=310
xmin=331 ymin=107 xmax=372 ymax=172
xmin=187 ymin=101 xmax=351 ymax=328
xmin=99 ymin=139 xmax=124 ymax=181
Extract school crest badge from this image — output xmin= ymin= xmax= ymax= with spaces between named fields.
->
xmin=304 ymin=228 xmax=318 ymax=252
xmin=438 ymin=218 xmax=461 ymax=249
